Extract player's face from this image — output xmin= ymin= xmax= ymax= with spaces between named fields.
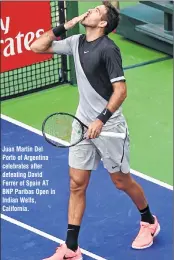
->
xmin=81 ymin=5 xmax=108 ymax=29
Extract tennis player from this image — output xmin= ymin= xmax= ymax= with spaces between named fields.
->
xmin=30 ymin=3 xmax=160 ymax=259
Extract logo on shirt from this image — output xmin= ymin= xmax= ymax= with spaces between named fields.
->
xmin=84 ymin=51 xmax=89 ymax=54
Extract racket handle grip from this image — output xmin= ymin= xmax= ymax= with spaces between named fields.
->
xmin=100 ymin=132 xmax=126 ymax=139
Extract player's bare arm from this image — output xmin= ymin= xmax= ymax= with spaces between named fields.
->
xmin=106 ymin=81 xmax=127 ymax=113
xmin=30 ymin=12 xmax=89 ymax=53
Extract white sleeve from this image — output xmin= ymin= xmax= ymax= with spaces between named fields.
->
xmin=51 ymin=36 xmax=73 ymax=55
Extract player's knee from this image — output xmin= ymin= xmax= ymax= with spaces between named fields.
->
xmin=113 ymin=179 xmax=127 ymax=191
xmin=112 ymin=176 xmax=132 ymax=191
xmin=70 ymin=178 xmax=88 ymax=194
xmin=111 ymin=172 xmax=133 ymax=191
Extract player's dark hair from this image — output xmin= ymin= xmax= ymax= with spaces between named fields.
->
xmin=102 ymin=2 xmax=120 ymax=35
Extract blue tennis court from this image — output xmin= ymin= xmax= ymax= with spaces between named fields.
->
xmin=1 ymin=117 xmax=173 ymax=260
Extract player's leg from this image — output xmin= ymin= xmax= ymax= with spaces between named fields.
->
xmin=93 ymin=120 xmax=160 ymax=249
xmin=43 ymin=140 xmax=100 ymax=260
xmin=106 ymin=122 xmax=154 ymax=221
xmin=110 ymin=171 xmax=156 ymax=226
xmin=110 ymin=171 xmax=148 ymax=211
xmin=66 ymin=167 xmax=91 ymax=251
xmin=109 ymin=171 xmax=160 ymax=249
xmin=66 ymin=141 xmax=100 ymax=252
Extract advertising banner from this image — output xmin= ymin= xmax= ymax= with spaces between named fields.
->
xmin=1 ymin=2 xmax=52 ymax=72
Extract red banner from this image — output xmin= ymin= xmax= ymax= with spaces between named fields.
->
xmin=1 ymin=2 xmax=53 ymax=72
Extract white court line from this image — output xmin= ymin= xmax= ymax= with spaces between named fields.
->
xmin=1 ymin=113 xmax=173 ymax=191
xmin=130 ymin=169 xmax=173 ymax=190
xmin=1 ymin=214 xmax=107 ymax=260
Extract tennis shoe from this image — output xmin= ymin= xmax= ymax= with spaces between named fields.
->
xmin=132 ymin=215 xmax=160 ymax=249
xmin=43 ymin=244 xmax=83 ymax=260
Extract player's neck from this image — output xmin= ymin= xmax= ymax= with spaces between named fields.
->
xmin=85 ymin=27 xmax=104 ymax=42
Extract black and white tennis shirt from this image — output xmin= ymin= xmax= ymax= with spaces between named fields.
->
xmin=52 ymin=34 xmax=126 ymax=129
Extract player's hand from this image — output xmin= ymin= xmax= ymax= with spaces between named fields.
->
xmin=64 ymin=12 xmax=89 ymax=30
xmin=87 ymin=119 xmax=104 ymax=139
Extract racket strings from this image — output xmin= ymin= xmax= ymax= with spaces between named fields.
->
xmin=43 ymin=114 xmax=83 ymax=147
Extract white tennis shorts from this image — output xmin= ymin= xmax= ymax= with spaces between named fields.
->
xmin=69 ymin=120 xmax=130 ymax=174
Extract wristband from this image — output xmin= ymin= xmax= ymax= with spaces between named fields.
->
xmin=97 ymin=108 xmax=112 ymax=124
xmin=52 ymin=24 xmax=66 ymax=37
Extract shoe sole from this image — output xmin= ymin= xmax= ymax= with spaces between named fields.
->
xmin=132 ymin=223 xmax=161 ymax=250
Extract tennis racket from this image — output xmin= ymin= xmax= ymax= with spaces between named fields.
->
xmin=42 ymin=112 xmax=126 ymax=148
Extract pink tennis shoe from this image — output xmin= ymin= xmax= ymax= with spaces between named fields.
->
xmin=132 ymin=216 xmax=160 ymax=249
xmin=43 ymin=216 xmax=160 ymax=259
xmin=43 ymin=244 xmax=83 ymax=260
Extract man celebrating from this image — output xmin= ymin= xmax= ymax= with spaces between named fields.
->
xmin=30 ymin=3 xmax=160 ymax=260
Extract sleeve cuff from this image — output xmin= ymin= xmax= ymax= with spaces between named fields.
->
xmin=110 ymin=76 xmax=126 ymax=83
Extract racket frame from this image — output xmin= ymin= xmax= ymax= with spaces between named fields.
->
xmin=42 ymin=112 xmax=88 ymax=148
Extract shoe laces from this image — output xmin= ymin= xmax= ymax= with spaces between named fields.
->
xmin=137 ymin=222 xmax=151 ymax=238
